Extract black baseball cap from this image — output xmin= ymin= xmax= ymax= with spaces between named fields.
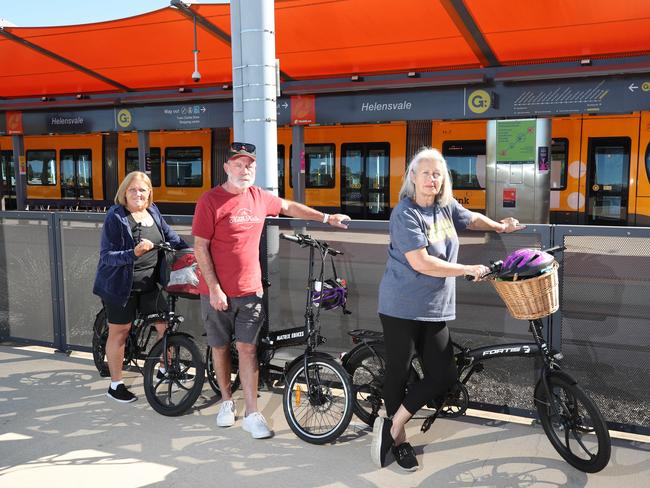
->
xmin=228 ymin=142 xmax=256 ymax=161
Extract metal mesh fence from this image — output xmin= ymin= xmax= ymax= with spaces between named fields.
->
xmin=1 ymin=213 xmax=649 ymax=433
xmin=559 ymin=232 xmax=650 ymax=430
xmin=0 ymin=215 xmax=54 ymax=344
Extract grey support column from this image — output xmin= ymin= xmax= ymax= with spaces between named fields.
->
xmin=137 ymin=130 xmax=150 ymax=174
xmin=11 ymin=135 xmax=26 ymax=210
xmin=230 ymin=0 xmax=278 ymax=195
xmin=291 ymin=124 xmax=305 ymax=204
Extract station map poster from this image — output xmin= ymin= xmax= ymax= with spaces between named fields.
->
xmin=496 ymin=119 xmax=536 ymax=163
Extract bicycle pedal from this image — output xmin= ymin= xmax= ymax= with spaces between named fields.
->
xmin=421 ymin=416 xmax=435 ymax=433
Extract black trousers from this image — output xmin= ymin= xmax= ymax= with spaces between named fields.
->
xmin=379 ymin=313 xmax=458 ymax=417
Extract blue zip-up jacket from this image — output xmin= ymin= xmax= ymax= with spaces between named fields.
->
xmin=93 ymin=203 xmax=188 ymax=306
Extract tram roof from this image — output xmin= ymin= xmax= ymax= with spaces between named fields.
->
xmin=2 ymin=0 xmax=650 ymax=101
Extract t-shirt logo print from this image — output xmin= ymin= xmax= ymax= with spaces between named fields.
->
xmin=229 ymin=207 xmax=262 ymax=230
xmin=428 ymin=218 xmax=457 ymax=243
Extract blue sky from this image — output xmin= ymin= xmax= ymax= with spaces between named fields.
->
xmin=0 ymin=0 xmax=226 ymax=27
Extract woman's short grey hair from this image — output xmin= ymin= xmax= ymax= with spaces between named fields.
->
xmin=398 ymin=147 xmax=453 ymax=206
xmin=114 ymin=171 xmax=153 ymax=207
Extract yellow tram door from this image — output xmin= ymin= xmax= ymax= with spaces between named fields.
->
xmin=580 ymin=115 xmax=639 ymax=225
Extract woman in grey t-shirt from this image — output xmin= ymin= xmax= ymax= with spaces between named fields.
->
xmin=371 ymin=148 xmax=522 ymax=471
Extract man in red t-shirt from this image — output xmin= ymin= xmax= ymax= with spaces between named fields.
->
xmin=192 ymin=142 xmax=350 ymax=439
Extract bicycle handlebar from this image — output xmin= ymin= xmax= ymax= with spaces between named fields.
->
xmin=153 ymin=241 xmax=175 ymax=253
xmin=465 ymin=245 xmax=566 ymax=282
xmin=280 ymin=233 xmax=343 ymax=256
xmin=465 ymin=260 xmax=503 ymax=282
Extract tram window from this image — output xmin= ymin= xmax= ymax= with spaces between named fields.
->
xmin=26 ymin=150 xmax=57 ymax=185
xmin=305 ymin=144 xmax=335 ymax=188
xmin=165 ymin=147 xmax=202 ymax=187
xmin=125 ymin=148 xmax=161 ymax=186
xmin=278 ymin=145 xmax=285 ymax=198
xmin=442 ymin=140 xmax=485 ymax=189
xmin=551 ymin=138 xmax=568 ymax=190
xmin=0 ymin=151 xmax=15 ymax=188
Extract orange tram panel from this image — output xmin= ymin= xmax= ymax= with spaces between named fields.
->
xmin=0 ymin=114 xmax=649 ymax=225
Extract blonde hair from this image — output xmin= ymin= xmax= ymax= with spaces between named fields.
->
xmin=114 ymin=171 xmax=153 ymax=207
xmin=398 ymin=147 xmax=453 ymax=207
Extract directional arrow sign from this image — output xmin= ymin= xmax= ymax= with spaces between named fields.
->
xmin=629 ymin=83 xmax=639 ymax=92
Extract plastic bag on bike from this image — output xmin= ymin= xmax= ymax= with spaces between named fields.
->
xmin=165 ymin=249 xmax=201 ymax=299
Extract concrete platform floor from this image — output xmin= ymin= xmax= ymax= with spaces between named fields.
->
xmin=1 ymin=344 xmax=648 ymax=488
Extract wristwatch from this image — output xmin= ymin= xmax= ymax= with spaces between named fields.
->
xmin=322 ymin=213 xmax=330 ymax=224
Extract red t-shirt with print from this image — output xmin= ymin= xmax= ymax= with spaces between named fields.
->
xmin=191 ymin=185 xmax=283 ymax=297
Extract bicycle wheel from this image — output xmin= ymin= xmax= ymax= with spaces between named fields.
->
xmin=92 ymin=308 xmax=111 ymax=377
xmin=143 ymin=334 xmax=205 ymax=416
xmin=343 ymin=345 xmax=386 ymax=426
xmin=535 ymin=374 xmax=611 ymax=473
xmin=283 ymin=356 xmax=353 ymax=444
xmin=205 ymin=343 xmax=240 ymax=397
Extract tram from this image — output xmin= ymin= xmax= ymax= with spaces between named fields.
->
xmin=1 ymin=112 xmax=649 ymax=225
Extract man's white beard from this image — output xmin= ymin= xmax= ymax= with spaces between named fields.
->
xmin=229 ymin=176 xmax=253 ymax=190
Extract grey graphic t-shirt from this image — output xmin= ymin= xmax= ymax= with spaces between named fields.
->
xmin=378 ymin=197 xmax=473 ymax=321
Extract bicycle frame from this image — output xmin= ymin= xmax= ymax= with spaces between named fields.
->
xmin=258 ymin=234 xmax=341 ymax=387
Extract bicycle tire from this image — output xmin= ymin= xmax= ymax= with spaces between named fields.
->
xmin=535 ymin=374 xmax=611 ymax=473
xmin=92 ymin=308 xmax=111 ymax=377
xmin=205 ymin=344 xmax=241 ymax=397
xmin=143 ymin=334 xmax=205 ymax=416
xmin=283 ymin=356 xmax=353 ymax=444
xmin=343 ymin=345 xmax=386 ymax=426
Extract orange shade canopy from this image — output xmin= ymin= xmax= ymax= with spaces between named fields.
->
xmin=1 ymin=0 xmax=650 ymax=98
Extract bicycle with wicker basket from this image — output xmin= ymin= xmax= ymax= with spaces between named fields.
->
xmin=343 ymin=245 xmax=611 ymax=473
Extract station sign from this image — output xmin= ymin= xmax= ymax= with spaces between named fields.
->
xmin=115 ymin=102 xmax=232 ymax=131
xmin=279 ymin=73 xmax=650 ymax=125
xmin=0 ymin=102 xmax=233 ymax=135
xmin=6 ymin=73 xmax=650 ymax=135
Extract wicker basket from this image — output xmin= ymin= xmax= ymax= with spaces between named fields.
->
xmin=490 ymin=261 xmax=559 ymax=320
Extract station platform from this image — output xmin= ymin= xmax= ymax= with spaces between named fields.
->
xmin=0 ymin=344 xmax=648 ymax=488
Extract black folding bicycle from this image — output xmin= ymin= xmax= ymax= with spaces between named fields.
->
xmin=343 ymin=246 xmax=611 ymax=473
xmin=92 ymin=242 xmax=211 ymax=416
xmin=210 ymin=233 xmax=354 ymax=444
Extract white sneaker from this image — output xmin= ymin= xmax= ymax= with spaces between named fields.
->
xmin=216 ymin=400 xmax=237 ymax=427
xmin=242 ymin=412 xmax=273 ymax=439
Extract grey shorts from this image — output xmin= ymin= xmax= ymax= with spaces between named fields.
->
xmin=200 ymin=293 xmax=265 ymax=347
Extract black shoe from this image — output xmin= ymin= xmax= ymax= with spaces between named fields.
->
xmin=371 ymin=416 xmax=394 ymax=468
xmin=106 ymin=384 xmax=137 ymax=403
xmin=392 ymin=442 xmax=419 ymax=471
xmin=157 ymin=369 xmax=195 ymax=384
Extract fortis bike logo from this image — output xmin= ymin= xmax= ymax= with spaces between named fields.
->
xmin=468 ymin=89 xmax=491 ymax=114
xmin=482 ymin=345 xmax=531 ymax=356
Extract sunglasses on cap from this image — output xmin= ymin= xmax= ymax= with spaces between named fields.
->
xmin=230 ymin=142 xmax=256 ymax=155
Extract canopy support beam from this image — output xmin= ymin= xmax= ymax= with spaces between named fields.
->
xmin=440 ymin=0 xmax=499 ymax=67
xmin=0 ymin=28 xmax=132 ymax=92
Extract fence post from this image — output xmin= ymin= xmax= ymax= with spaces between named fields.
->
xmin=49 ymin=213 xmax=67 ymax=352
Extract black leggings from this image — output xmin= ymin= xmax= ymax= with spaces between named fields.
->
xmin=379 ymin=313 xmax=458 ymax=417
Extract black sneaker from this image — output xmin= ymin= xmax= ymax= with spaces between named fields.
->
xmin=371 ymin=416 xmax=394 ymax=468
xmin=106 ymin=384 xmax=137 ymax=403
xmin=157 ymin=369 xmax=195 ymax=384
xmin=392 ymin=442 xmax=419 ymax=471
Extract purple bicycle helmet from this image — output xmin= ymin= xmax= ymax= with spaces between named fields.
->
xmin=313 ymin=278 xmax=348 ymax=310
xmin=499 ymin=248 xmax=555 ymax=280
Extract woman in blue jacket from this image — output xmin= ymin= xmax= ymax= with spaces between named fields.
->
xmin=93 ymin=171 xmax=188 ymax=403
